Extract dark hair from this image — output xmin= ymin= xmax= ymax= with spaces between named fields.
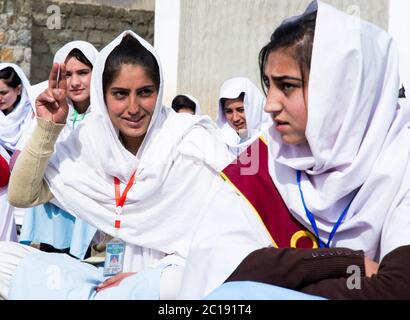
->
xmin=171 ymin=95 xmax=196 ymax=113
xmin=103 ymin=34 xmax=160 ymax=96
xmin=0 ymin=67 xmax=22 ymax=88
xmin=66 ymin=48 xmax=93 ymax=69
xmin=221 ymin=92 xmax=245 ymax=111
xmin=259 ymin=11 xmax=317 ymax=95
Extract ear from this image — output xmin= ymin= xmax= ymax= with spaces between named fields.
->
xmin=16 ymin=84 xmax=22 ymax=95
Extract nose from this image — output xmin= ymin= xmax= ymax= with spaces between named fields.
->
xmin=128 ymin=96 xmax=140 ymax=115
xmin=233 ymin=111 xmax=241 ymax=123
xmin=70 ymin=74 xmax=80 ymax=88
xmin=264 ymin=88 xmax=283 ymax=115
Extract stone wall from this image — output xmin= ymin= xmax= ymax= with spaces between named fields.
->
xmin=0 ymin=0 xmax=32 ymax=78
xmin=0 ymin=0 xmax=154 ymax=84
xmin=31 ymin=0 xmax=154 ymax=84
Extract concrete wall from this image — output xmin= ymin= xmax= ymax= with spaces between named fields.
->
xmin=157 ymin=0 xmax=390 ymax=118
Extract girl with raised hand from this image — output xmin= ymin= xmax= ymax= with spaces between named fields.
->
xmin=18 ymin=41 xmax=101 ymax=260
xmin=1 ymin=30 xmax=230 ymax=300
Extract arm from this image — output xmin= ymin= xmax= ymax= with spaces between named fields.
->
xmin=8 ymin=118 xmax=64 ymax=207
xmin=227 ymin=247 xmax=365 ymax=290
xmin=8 ymin=63 xmax=69 ymax=208
xmin=0 ymin=154 xmax=10 ymax=187
xmin=301 ymin=245 xmax=410 ymax=299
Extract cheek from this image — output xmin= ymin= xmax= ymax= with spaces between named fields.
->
xmin=143 ymin=95 xmax=157 ymax=114
xmin=83 ymin=75 xmax=92 ymax=89
xmin=106 ymin=98 xmax=124 ymax=118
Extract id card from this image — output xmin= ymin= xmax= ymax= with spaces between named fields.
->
xmin=103 ymin=237 xmax=125 ymax=277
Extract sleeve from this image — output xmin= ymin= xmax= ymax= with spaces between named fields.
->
xmin=8 ymin=117 xmax=65 ymax=207
xmin=0 ymin=153 xmax=10 ymax=187
xmin=227 ymin=247 xmax=365 ymax=290
xmin=301 ymin=245 xmax=410 ymax=299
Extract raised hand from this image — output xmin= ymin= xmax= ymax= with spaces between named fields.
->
xmin=35 ymin=63 xmax=69 ymax=124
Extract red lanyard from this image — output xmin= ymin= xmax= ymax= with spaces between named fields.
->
xmin=114 ymin=173 xmax=136 ymax=229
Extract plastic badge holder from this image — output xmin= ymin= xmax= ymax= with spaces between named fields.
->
xmin=103 ymin=237 xmax=125 ymax=277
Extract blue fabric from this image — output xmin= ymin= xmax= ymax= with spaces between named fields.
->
xmin=205 ymin=281 xmax=326 ymax=300
xmin=9 ymin=250 xmax=166 ymax=300
xmin=19 ymin=203 xmax=97 ymax=259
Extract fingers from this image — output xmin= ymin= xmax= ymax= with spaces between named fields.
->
xmin=96 ymin=277 xmax=118 ymax=292
xmin=58 ymin=64 xmax=67 ymax=91
xmin=36 ymin=89 xmax=59 ymax=109
xmin=48 ymin=63 xmax=59 ymax=90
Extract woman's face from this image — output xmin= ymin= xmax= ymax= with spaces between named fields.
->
xmin=0 ymin=79 xmax=21 ymax=115
xmin=105 ymin=64 xmax=158 ymax=152
xmin=263 ymin=49 xmax=308 ymax=145
xmin=65 ymin=56 xmax=92 ymax=110
xmin=223 ymin=97 xmax=247 ymax=133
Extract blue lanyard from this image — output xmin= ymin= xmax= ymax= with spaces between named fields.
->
xmin=296 ymin=170 xmax=354 ymax=248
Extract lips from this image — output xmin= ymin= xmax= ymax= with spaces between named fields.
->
xmin=70 ymin=89 xmax=84 ymax=94
xmin=123 ymin=115 xmax=145 ymax=127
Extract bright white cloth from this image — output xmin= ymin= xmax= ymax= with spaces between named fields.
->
xmin=43 ymin=31 xmax=231 ymax=277
xmin=216 ymin=77 xmax=271 ymax=156
xmin=179 ymin=0 xmax=410 ymax=299
xmin=0 ymin=63 xmax=35 ymax=152
xmin=0 ymin=147 xmax=17 ymax=242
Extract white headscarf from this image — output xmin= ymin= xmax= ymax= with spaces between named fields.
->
xmin=44 ymin=31 xmax=231 ymax=271
xmin=0 ymin=146 xmax=17 ymax=241
xmin=0 ymin=63 xmax=35 ymax=152
xmin=180 ymin=94 xmax=202 ymax=115
xmin=216 ymin=77 xmax=271 ymax=155
xmin=179 ymin=0 xmax=410 ymax=299
xmin=266 ymin=0 xmax=410 ymax=259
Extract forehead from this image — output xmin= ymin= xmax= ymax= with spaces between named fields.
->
xmin=264 ymin=49 xmax=301 ymax=77
xmin=0 ymin=79 xmax=12 ymax=90
xmin=110 ymin=64 xmax=153 ymax=86
xmin=65 ymin=56 xmax=91 ymax=70
xmin=223 ymin=97 xmax=244 ymax=110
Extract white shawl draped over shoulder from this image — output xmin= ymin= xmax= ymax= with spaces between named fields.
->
xmin=179 ymin=0 xmax=410 ymax=299
xmin=216 ymin=77 xmax=271 ymax=155
xmin=44 ymin=31 xmax=232 ymax=272
xmin=0 ymin=63 xmax=35 ymax=152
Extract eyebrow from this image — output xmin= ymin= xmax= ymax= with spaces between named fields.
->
xmin=110 ymin=85 xmax=155 ymax=91
xmin=270 ymin=75 xmax=303 ymax=82
xmin=67 ymin=69 xmax=91 ymax=73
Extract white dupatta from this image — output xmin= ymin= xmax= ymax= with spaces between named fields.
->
xmin=216 ymin=77 xmax=271 ymax=155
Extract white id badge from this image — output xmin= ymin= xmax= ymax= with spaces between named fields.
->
xmin=103 ymin=237 xmax=125 ymax=277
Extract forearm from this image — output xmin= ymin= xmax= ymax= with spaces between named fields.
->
xmin=227 ymin=247 xmax=365 ymax=290
xmin=301 ymin=245 xmax=410 ymax=299
xmin=8 ymin=117 xmax=64 ymax=207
